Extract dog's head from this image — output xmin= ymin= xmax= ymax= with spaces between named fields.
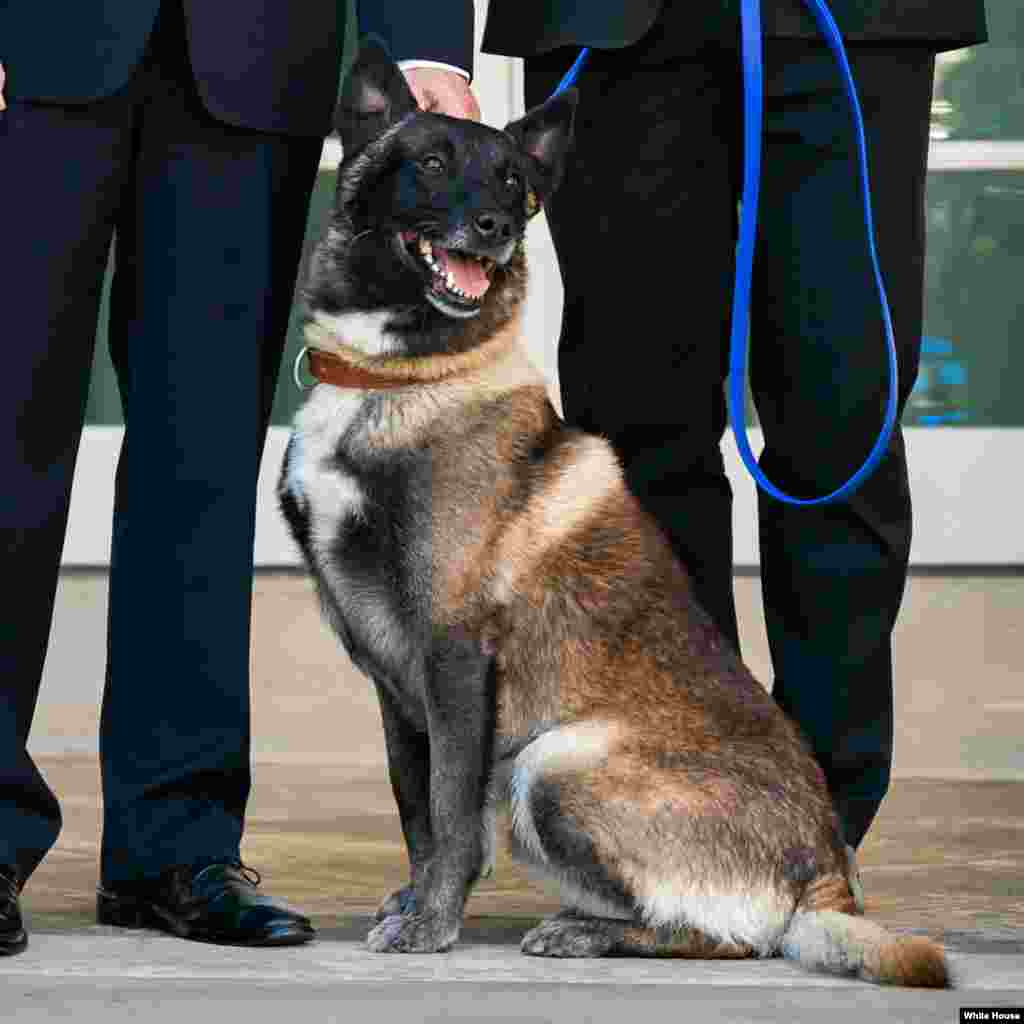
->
xmin=305 ymin=37 xmax=577 ymax=358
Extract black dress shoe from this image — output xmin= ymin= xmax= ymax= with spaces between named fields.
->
xmin=0 ymin=865 xmax=28 ymax=956
xmin=97 ymin=861 xmax=314 ymax=947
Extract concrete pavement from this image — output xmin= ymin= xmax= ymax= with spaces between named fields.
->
xmin=2 ymin=928 xmax=1023 ymax=1024
xmin=4 ymin=570 xmax=1023 ymax=1021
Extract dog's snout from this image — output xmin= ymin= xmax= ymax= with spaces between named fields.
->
xmin=473 ymin=211 xmax=514 ymax=241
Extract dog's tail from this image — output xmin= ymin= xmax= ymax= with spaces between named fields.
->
xmin=779 ymin=876 xmax=948 ymax=988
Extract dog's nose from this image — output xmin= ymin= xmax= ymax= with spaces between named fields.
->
xmin=473 ymin=211 xmax=514 ymax=241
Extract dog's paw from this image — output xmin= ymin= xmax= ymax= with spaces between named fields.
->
xmin=374 ymin=885 xmax=417 ymax=922
xmin=520 ymin=916 xmax=617 ymax=958
xmin=366 ymin=912 xmax=458 ymax=953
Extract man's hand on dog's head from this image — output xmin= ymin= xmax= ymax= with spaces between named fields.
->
xmin=402 ymin=68 xmax=480 ymax=121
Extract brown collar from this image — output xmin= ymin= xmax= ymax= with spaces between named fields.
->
xmin=300 ymin=317 xmax=522 ymax=390
xmin=304 ymin=347 xmax=418 ymax=390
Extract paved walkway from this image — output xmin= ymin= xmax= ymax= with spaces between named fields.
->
xmin=3 ymin=928 xmax=1023 ymax=1023
xmin=5 ymin=572 xmax=1022 ymax=1020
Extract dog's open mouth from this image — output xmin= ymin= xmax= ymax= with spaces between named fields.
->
xmin=400 ymin=231 xmax=496 ymax=319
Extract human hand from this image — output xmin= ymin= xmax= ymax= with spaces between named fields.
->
xmin=1 ymin=63 xmax=6 ymax=112
xmin=402 ymin=68 xmax=480 ymax=121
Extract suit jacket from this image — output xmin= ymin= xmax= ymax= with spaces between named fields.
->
xmin=356 ymin=0 xmax=475 ymax=75
xmin=483 ymin=0 xmax=988 ymax=59
xmin=0 ymin=1 xmax=473 ymax=136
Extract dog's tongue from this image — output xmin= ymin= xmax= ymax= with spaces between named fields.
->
xmin=435 ymin=248 xmax=490 ymax=299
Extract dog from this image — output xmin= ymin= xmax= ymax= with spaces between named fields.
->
xmin=279 ymin=37 xmax=947 ymax=988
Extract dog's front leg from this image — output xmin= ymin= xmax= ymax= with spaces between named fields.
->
xmin=373 ymin=681 xmax=432 ymax=921
xmin=367 ymin=626 xmax=493 ymax=953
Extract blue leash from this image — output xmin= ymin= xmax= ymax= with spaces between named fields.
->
xmin=552 ymin=0 xmax=899 ymax=506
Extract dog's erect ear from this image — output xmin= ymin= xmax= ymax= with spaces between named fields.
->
xmin=504 ymin=89 xmax=578 ymax=200
xmin=336 ymin=35 xmax=419 ymax=155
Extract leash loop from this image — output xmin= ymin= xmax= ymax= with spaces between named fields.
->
xmin=727 ymin=0 xmax=899 ymax=505
xmin=553 ymin=0 xmax=900 ymax=506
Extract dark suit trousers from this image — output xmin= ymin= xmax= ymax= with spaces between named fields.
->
xmin=0 ymin=1 xmax=321 ymax=881
xmin=526 ymin=38 xmax=934 ymax=847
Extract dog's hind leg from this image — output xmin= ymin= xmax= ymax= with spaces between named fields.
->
xmin=521 ymin=909 xmax=756 ymax=959
xmin=509 ymin=725 xmax=778 ymax=959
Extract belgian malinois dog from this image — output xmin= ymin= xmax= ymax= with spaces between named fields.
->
xmin=279 ymin=38 xmax=947 ymax=987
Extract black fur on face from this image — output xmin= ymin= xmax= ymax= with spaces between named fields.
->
xmin=304 ymin=36 xmax=577 ymax=358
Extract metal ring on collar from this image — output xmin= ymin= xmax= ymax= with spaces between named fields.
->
xmin=293 ymin=346 xmax=315 ymax=391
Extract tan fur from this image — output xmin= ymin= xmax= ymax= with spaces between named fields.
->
xmin=616 ymin=924 xmax=756 ymax=959
xmin=798 ymin=872 xmax=860 ymax=917
xmin=490 ymin=435 xmax=624 ymax=605
xmin=874 ymin=935 xmax=949 ymax=988
xmin=304 ymin=319 xmax=546 ymax=459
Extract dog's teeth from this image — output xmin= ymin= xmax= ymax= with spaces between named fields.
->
xmin=417 ymin=237 xmax=438 ymax=271
xmin=417 ymin=237 xmax=439 ymax=272
xmin=446 ymin=271 xmax=455 ymax=289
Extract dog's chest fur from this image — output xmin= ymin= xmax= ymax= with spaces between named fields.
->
xmin=280 ymin=384 xmax=433 ymax=718
xmin=278 ymin=338 xmax=587 ymax=751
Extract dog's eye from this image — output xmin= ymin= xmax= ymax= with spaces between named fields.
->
xmin=420 ymin=155 xmax=446 ymax=175
xmin=504 ymin=172 xmax=522 ymax=191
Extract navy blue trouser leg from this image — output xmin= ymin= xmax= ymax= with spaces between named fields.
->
xmin=752 ymin=45 xmax=934 ymax=847
xmin=0 ymin=2 xmax=321 ymax=882
xmin=0 ymin=91 xmax=134 ymax=876
xmin=528 ymin=38 xmax=934 ymax=848
xmin=99 ymin=21 xmax=320 ymax=883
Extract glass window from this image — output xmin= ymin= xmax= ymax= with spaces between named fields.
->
xmin=914 ymin=3 xmax=1024 ymax=427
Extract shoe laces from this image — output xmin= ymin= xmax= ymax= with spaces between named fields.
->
xmin=193 ymin=859 xmax=262 ymax=888
xmin=232 ymin=860 xmax=262 ymax=887
xmin=0 ymin=868 xmax=19 ymax=917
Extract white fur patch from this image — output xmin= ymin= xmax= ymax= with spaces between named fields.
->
xmin=780 ymin=909 xmax=898 ymax=979
xmin=284 ymin=383 xmax=418 ymax=677
xmin=313 ymin=310 xmax=403 ymax=359
xmin=636 ymin=877 xmax=791 ymax=952
xmin=285 ymin=385 xmax=367 ymax=558
xmin=509 ymin=721 xmax=619 ymax=866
